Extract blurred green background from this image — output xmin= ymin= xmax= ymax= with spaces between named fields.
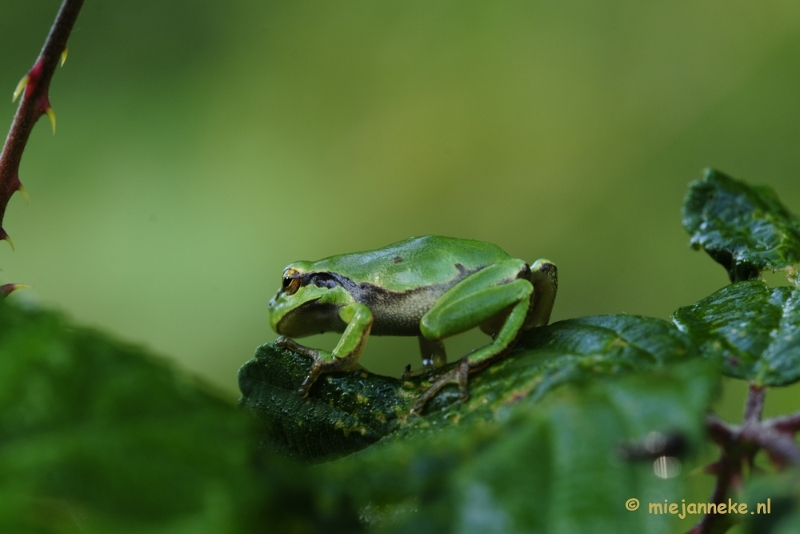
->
xmin=0 ymin=0 xmax=799 ymax=426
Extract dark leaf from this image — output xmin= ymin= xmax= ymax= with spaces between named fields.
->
xmin=673 ymin=280 xmax=800 ymax=386
xmin=0 ymin=301 xmax=359 ymax=533
xmin=324 ymin=361 xmax=718 ymax=534
xmin=240 ymin=315 xmax=703 ymax=461
xmin=741 ymin=470 xmax=800 ymax=534
xmin=682 ymin=168 xmax=800 ymax=283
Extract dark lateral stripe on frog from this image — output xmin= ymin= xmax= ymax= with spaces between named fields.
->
xmin=296 ymin=265 xmax=484 ymax=336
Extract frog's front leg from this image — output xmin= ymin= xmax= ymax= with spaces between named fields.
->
xmin=412 ymin=259 xmax=557 ymax=413
xmin=276 ymin=302 xmax=373 ymax=396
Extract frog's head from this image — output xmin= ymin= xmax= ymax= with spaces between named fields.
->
xmin=268 ymin=262 xmax=351 ymax=337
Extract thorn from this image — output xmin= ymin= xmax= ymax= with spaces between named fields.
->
xmin=0 ymin=283 xmax=31 ymax=299
xmin=2 ymin=234 xmax=14 ymax=252
xmin=33 ymin=92 xmax=56 ymax=133
xmin=45 ymin=107 xmax=56 ymax=134
xmin=61 ymin=47 xmax=68 ymax=67
xmin=12 ymin=75 xmax=29 ymax=103
xmin=18 ymin=185 xmax=29 ymax=205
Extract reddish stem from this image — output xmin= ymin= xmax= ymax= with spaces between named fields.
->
xmin=688 ymin=415 xmax=739 ymax=534
xmin=689 ymin=393 xmax=800 ymax=534
xmin=768 ymin=412 xmax=800 ymax=433
xmin=743 ymin=382 xmax=765 ymax=424
xmin=0 ymin=0 xmax=85 ymax=243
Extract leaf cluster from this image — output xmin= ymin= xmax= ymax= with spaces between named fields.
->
xmin=2 ymin=169 xmax=800 ymax=533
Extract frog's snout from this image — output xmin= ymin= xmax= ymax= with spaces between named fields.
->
xmin=268 ymin=289 xmax=283 ymax=310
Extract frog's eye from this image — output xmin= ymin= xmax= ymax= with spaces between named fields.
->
xmin=282 ymin=276 xmax=301 ymax=296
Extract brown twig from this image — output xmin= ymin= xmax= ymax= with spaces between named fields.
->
xmin=0 ymin=0 xmax=85 ymax=248
xmin=743 ymin=382 xmax=765 ymax=424
xmin=689 ymin=385 xmax=800 ymax=534
xmin=768 ymin=412 xmax=800 ymax=434
xmin=687 ymin=415 xmax=742 ymax=534
xmin=740 ymin=424 xmax=800 ymax=467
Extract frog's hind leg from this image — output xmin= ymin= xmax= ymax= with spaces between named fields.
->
xmin=525 ymin=259 xmax=558 ymax=328
xmin=420 ymin=260 xmax=532 ymax=341
xmin=413 ymin=260 xmax=533 ymax=412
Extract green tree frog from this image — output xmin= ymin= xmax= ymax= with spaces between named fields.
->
xmin=268 ymin=235 xmax=558 ymax=413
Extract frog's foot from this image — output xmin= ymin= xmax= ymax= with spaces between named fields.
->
xmin=410 ymin=359 xmax=470 ymax=415
xmin=296 ymin=364 xmax=324 ymax=397
xmin=275 ymin=335 xmax=317 ymax=359
xmin=275 ymin=336 xmax=345 ymax=397
xmin=275 ymin=336 xmax=320 ymax=396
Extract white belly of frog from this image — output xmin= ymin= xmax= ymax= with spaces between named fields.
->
xmin=358 ymin=278 xmax=475 ymax=336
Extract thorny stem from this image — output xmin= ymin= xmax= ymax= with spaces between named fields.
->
xmin=689 ymin=383 xmax=800 ymax=534
xmin=768 ymin=412 xmax=800 ymax=434
xmin=687 ymin=415 xmax=743 ymax=534
xmin=0 ymin=0 xmax=85 ymax=246
xmin=740 ymin=424 xmax=800 ymax=467
xmin=743 ymin=383 xmax=765 ymax=424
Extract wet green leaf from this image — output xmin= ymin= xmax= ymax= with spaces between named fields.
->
xmin=672 ymin=280 xmax=800 ymax=386
xmin=0 ymin=286 xmax=720 ymax=534
xmin=0 ymin=301 xmax=360 ymax=533
xmin=682 ymin=168 xmax=800 ymax=283
xmin=238 ymin=342 xmax=406 ymax=462
xmin=239 ymin=314 xmax=702 ymax=461
xmin=323 ymin=360 xmax=718 ymax=534
xmin=741 ymin=471 xmax=800 ymax=534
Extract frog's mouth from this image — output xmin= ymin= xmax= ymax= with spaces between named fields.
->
xmin=276 ymin=298 xmax=344 ymax=337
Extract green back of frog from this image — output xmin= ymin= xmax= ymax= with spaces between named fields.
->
xmin=298 ymin=236 xmax=511 ymax=292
